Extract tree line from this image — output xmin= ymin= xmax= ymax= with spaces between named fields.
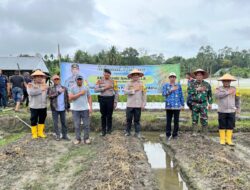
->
xmin=44 ymin=45 xmax=250 ymax=78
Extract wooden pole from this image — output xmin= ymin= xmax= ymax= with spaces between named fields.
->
xmin=238 ymin=76 xmax=240 ymax=88
xmin=17 ymin=63 xmax=21 ymax=75
xmin=15 ymin=115 xmax=31 ymax=129
xmin=58 ymin=44 xmax=61 ymax=64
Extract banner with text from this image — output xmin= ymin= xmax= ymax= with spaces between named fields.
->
xmin=60 ymin=62 xmax=180 ymax=95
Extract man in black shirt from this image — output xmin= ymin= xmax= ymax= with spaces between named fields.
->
xmin=10 ymin=70 xmax=25 ymax=112
xmin=22 ymin=72 xmax=32 ymax=107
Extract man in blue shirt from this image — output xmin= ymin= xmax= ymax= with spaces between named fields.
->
xmin=162 ymin=72 xmax=184 ymax=140
xmin=0 ymin=69 xmax=10 ymax=109
xmin=48 ymin=75 xmax=70 ymax=141
xmin=68 ymin=75 xmax=92 ymax=145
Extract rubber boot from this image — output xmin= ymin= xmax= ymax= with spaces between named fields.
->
xmin=31 ymin=126 xmax=38 ymax=139
xmin=37 ymin=124 xmax=46 ymax=138
xmin=201 ymin=126 xmax=208 ymax=138
xmin=191 ymin=124 xmax=199 ymax=137
xmin=226 ymin=130 xmax=234 ymax=146
xmin=219 ymin=130 xmax=226 ymax=145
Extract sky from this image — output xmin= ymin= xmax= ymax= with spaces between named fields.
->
xmin=0 ymin=0 xmax=250 ymax=58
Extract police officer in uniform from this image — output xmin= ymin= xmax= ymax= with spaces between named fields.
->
xmin=95 ymin=69 xmax=118 ymax=136
xmin=215 ymin=74 xmax=240 ymax=146
xmin=65 ymin=63 xmax=82 ymax=90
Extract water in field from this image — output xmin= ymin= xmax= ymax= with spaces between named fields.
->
xmin=143 ymin=132 xmax=188 ymax=190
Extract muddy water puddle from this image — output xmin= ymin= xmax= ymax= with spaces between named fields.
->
xmin=143 ymin=132 xmax=188 ymax=190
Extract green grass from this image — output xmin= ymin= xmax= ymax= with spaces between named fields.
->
xmin=23 ymin=182 xmax=44 ymax=190
xmin=91 ymin=86 xmax=250 ymax=111
xmin=0 ymin=133 xmax=26 ymax=147
xmin=53 ymin=146 xmax=96 ymax=173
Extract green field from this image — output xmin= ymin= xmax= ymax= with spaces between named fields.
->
xmin=91 ymin=86 xmax=250 ymax=111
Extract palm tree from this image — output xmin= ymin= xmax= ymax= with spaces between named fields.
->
xmin=50 ymin=54 xmax=54 ymax=60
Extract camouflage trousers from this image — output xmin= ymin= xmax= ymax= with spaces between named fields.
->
xmin=192 ymin=103 xmax=208 ymax=127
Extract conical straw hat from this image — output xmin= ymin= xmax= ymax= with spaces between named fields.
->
xmin=127 ymin=69 xmax=144 ymax=78
xmin=218 ymin=73 xmax=236 ymax=81
xmin=31 ymin=70 xmax=46 ymax=77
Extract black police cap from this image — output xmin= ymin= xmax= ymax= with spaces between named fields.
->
xmin=104 ymin=68 xmax=111 ymax=74
xmin=71 ymin=63 xmax=79 ymax=69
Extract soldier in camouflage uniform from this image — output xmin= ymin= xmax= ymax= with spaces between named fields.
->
xmin=188 ymin=69 xmax=213 ymax=134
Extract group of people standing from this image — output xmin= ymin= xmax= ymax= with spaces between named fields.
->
xmin=12 ymin=64 xmax=240 ymax=147
xmin=0 ymin=69 xmax=31 ymax=111
xmin=26 ymin=66 xmax=147 ymax=145
xmin=94 ymin=68 xmax=147 ymax=138
xmin=162 ymin=68 xmax=240 ymax=146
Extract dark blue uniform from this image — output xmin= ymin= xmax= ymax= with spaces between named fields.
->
xmin=0 ymin=74 xmax=8 ymax=108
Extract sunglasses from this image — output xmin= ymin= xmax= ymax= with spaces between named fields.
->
xmin=53 ymin=78 xmax=60 ymax=81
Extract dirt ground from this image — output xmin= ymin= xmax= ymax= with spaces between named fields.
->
xmin=1 ymin=108 xmax=250 ymax=190
xmin=0 ymin=131 xmax=157 ymax=190
xmin=161 ymin=132 xmax=250 ymax=190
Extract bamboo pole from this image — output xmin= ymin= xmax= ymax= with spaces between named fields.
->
xmin=15 ymin=115 xmax=31 ymax=129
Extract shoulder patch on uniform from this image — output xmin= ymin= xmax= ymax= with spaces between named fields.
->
xmin=113 ymin=80 xmax=118 ymax=91
xmin=96 ymin=79 xmax=101 ymax=85
xmin=236 ymin=88 xmax=240 ymax=97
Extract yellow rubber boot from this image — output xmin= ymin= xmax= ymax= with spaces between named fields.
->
xmin=37 ymin=124 xmax=46 ymax=138
xmin=226 ymin=130 xmax=234 ymax=146
xmin=31 ymin=126 xmax=38 ymax=139
xmin=219 ymin=130 xmax=226 ymax=145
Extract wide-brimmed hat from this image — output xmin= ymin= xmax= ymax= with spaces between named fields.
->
xmin=31 ymin=70 xmax=46 ymax=77
xmin=218 ymin=73 xmax=236 ymax=81
xmin=168 ymin=72 xmax=177 ymax=78
xmin=191 ymin=69 xmax=209 ymax=79
xmin=127 ymin=69 xmax=144 ymax=78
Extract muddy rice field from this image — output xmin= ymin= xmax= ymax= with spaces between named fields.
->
xmin=0 ymin=110 xmax=250 ymax=190
xmin=161 ymin=132 xmax=250 ymax=190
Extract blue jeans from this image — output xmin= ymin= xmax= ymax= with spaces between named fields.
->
xmin=0 ymin=88 xmax=7 ymax=107
xmin=52 ymin=111 xmax=68 ymax=137
xmin=72 ymin=110 xmax=90 ymax=141
xmin=12 ymin=87 xmax=23 ymax=103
